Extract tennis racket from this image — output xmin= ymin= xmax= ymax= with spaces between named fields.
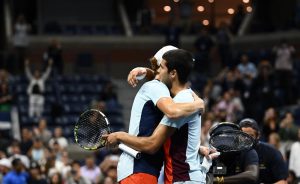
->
xmin=209 ymin=129 xmax=255 ymax=153
xmin=74 ymin=109 xmax=141 ymax=159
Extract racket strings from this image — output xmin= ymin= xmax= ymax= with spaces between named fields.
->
xmin=210 ymin=132 xmax=254 ymax=152
xmin=76 ymin=110 xmax=110 ymax=149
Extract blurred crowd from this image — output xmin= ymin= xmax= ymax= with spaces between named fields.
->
xmin=0 ymin=118 xmax=120 ymax=184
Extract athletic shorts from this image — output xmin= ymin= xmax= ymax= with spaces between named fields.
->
xmin=120 ymin=173 xmax=158 ymax=184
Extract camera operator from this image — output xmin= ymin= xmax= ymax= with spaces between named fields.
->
xmin=240 ymin=118 xmax=288 ymax=184
xmin=207 ymin=122 xmax=259 ymax=184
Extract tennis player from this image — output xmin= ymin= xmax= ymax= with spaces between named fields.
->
xmin=105 ymin=49 xmax=208 ymax=184
xmin=105 ymin=46 xmax=204 ymax=184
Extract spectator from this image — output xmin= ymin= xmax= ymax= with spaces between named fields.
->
xmin=220 ymin=69 xmax=245 ymax=95
xmin=49 ymin=172 xmax=63 ymax=184
xmin=27 ymin=138 xmax=49 ymax=166
xmin=20 ymin=128 xmax=33 ymax=155
xmin=80 ymin=156 xmax=101 ymax=184
xmin=214 ymin=90 xmax=242 ymax=122
xmin=0 ymin=82 xmax=13 ymax=112
xmin=268 ymin=132 xmax=281 ymax=151
xmin=48 ymin=127 xmax=68 ymax=150
xmin=33 ymin=118 xmax=52 ymax=144
xmin=44 ymin=156 xmax=58 ymax=177
xmin=237 ymin=54 xmax=257 ymax=87
xmin=25 ymin=59 xmax=52 ymax=118
xmin=8 ymin=143 xmax=30 ymax=169
xmin=0 ymin=158 xmax=11 ymax=183
xmin=0 ymin=69 xmax=12 ymax=84
xmin=12 ymin=14 xmax=31 ymax=74
xmin=66 ymin=160 xmax=91 ymax=184
xmin=227 ymin=88 xmax=245 ymax=121
xmin=289 ymin=128 xmax=300 ymax=179
xmin=262 ymin=107 xmax=279 ymax=141
xmin=27 ymin=161 xmax=47 ymax=184
xmin=50 ymin=141 xmax=64 ymax=163
xmin=279 ymin=111 xmax=299 ymax=159
xmin=268 ymin=132 xmax=287 ymax=160
xmin=240 ymin=118 xmax=288 ymax=184
xmin=43 ymin=38 xmax=64 ymax=75
xmin=2 ymin=158 xmax=29 ymax=184
xmin=250 ymin=60 xmax=275 ymax=120
xmin=99 ymin=155 xmax=119 ymax=183
xmin=279 ymin=112 xmax=298 ymax=141
xmin=272 ymin=39 xmax=296 ymax=105
xmin=59 ymin=151 xmax=72 ymax=179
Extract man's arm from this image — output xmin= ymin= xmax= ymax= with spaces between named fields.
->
xmin=24 ymin=59 xmax=33 ymax=79
xmin=156 ymin=94 xmax=204 ymax=119
xmin=213 ymin=165 xmax=258 ymax=184
xmin=104 ymin=124 xmax=176 ymax=154
xmin=128 ymin=67 xmax=205 ymax=118
xmin=127 ymin=67 xmax=155 ymax=87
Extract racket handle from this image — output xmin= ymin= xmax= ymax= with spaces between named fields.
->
xmin=118 ymin=143 xmax=141 ymax=159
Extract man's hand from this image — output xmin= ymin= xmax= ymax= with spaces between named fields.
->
xmin=199 ymin=146 xmax=210 ymax=157
xmin=102 ymin=132 xmax=123 ymax=147
xmin=127 ymin=67 xmax=147 ymax=87
xmin=191 ymin=91 xmax=205 ymax=112
xmin=199 ymin=146 xmax=220 ymax=160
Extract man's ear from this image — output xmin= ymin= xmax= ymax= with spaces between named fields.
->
xmin=170 ymin=70 xmax=176 ymax=78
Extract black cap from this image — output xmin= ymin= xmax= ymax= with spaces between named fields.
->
xmin=239 ymin=118 xmax=260 ymax=132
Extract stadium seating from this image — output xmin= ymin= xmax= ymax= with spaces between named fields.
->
xmin=16 ymin=74 xmax=125 ymax=138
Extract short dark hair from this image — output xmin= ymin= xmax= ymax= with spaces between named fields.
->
xmin=239 ymin=118 xmax=260 ymax=132
xmin=162 ymin=49 xmax=194 ymax=84
xmin=12 ymin=158 xmax=22 ymax=167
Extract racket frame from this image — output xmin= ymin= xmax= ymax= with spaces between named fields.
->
xmin=74 ymin=109 xmax=141 ymax=159
xmin=209 ymin=129 xmax=255 ymax=153
xmin=74 ymin=109 xmax=111 ymax=150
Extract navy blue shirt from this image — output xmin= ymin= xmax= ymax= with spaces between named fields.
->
xmin=255 ymin=141 xmax=288 ymax=183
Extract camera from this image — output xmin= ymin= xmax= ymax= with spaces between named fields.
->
xmin=212 ymin=162 xmax=227 ymax=176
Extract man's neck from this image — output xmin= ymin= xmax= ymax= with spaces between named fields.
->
xmin=170 ymin=82 xmax=187 ymax=96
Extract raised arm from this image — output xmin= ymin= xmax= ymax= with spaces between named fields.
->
xmin=24 ymin=59 xmax=33 ymax=80
xmin=127 ymin=67 xmax=155 ymax=87
xmin=41 ymin=59 xmax=53 ymax=80
xmin=104 ymin=124 xmax=176 ymax=154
